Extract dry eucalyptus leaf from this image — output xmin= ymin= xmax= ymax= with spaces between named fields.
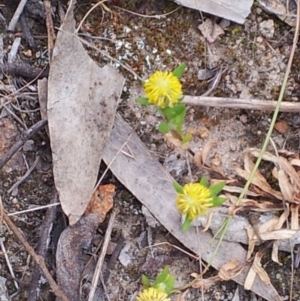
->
xmin=103 ymin=114 xmax=281 ymax=301
xmin=47 ymin=0 xmax=124 ymax=224
xmin=174 ymin=0 xmax=252 ymax=24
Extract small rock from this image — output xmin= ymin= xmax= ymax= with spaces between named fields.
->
xmin=259 ymin=19 xmax=275 ymax=39
xmin=119 ymin=243 xmax=132 ymax=267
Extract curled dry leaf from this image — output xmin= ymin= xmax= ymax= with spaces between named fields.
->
xmin=278 ymin=157 xmax=300 ymax=192
xmin=218 ymin=259 xmax=244 ymax=281
xmin=202 ymin=140 xmax=218 ymax=166
xmin=236 ymin=167 xmax=282 ymax=200
xmin=245 ymin=227 xmax=257 ymax=260
xmin=176 ymin=290 xmax=189 ymax=301
xmin=202 ymin=209 xmax=214 ymax=232
xmin=291 ymin=204 xmax=299 ymax=230
xmin=259 ymin=229 xmax=297 ymax=241
xmin=193 ymin=151 xmax=203 ymax=168
xmin=164 ymin=133 xmax=188 ymax=149
xmin=210 ymin=152 xmax=224 ymax=176
xmin=249 ymin=148 xmax=300 ymax=193
xmin=271 ymin=241 xmax=282 ymax=265
xmin=278 ymin=169 xmax=295 ymax=203
xmin=191 ymin=274 xmax=220 ymax=290
xmin=244 ymin=252 xmax=270 ymax=290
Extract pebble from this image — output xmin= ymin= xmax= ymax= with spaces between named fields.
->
xmin=259 ymin=19 xmax=275 ymax=39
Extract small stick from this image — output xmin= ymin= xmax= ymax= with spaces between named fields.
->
xmin=1 ymin=210 xmax=70 ymax=301
xmin=103 ymin=236 xmax=125 ymax=283
xmin=28 ymin=196 xmax=58 ymax=301
xmin=183 ymin=96 xmax=300 ymax=112
xmin=8 ymin=0 xmax=28 ymax=32
xmin=87 ymin=209 xmax=118 ymax=301
xmin=0 ymin=119 xmax=48 ymax=170
xmin=44 ymin=0 xmax=56 ymax=60
xmin=0 ymin=239 xmax=19 ymax=290
xmin=8 ymin=156 xmax=40 ymax=194
xmin=8 ymin=202 xmax=60 ymax=216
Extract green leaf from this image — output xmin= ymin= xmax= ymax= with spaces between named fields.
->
xmin=161 ymin=104 xmax=185 ymax=121
xmin=209 ymin=181 xmax=226 ymax=196
xmin=173 ymin=181 xmax=183 ymax=193
xmin=181 ymin=133 xmax=192 ymax=145
xmin=182 ymin=216 xmax=193 ymax=232
xmin=154 ymin=267 xmax=170 ymax=286
xmin=164 ymin=275 xmax=175 ymax=294
xmin=172 ymin=63 xmax=187 ymax=79
xmin=136 ymin=97 xmax=150 ymax=105
xmin=212 ymin=196 xmax=226 ymax=207
xmin=158 ymin=122 xmax=170 ymax=134
xmin=141 ymin=275 xmax=150 ymax=288
xmin=200 ymin=177 xmax=208 ymax=187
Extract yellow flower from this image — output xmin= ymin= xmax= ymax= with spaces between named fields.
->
xmin=176 ymin=183 xmax=213 ymax=220
xmin=136 ymin=288 xmax=171 ymax=301
xmin=144 ymin=71 xmax=182 ymax=108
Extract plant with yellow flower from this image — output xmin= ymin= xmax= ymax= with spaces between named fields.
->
xmin=174 ymin=178 xmax=226 ymax=231
xmin=136 ymin=267 xmax=174 ymax=301
xmin=137 ymin=64 xmax=191 ymax=145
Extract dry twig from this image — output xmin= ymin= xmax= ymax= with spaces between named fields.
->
xmin=87 ymin=209 xmax=118 ymax=301
xmin=183 ymin=96 xmax=300 ymax=112
xmin=1 ymin=210 xmax=69 ymax=301
xmin=44 ymin=0 xmax=56 ymax=60
xmin=7 ymin=0 xmax=28 ymax=31
xmin=0 ymin=119 xmax=48 ymax=170
xmin=28 ymin=196 xmax=58 ymax=301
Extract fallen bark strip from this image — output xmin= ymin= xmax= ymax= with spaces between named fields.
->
xmin=103 ymin=114 xmax=282 ymax=301
xmin=183 ymin=95 xmax=300 ymax=112
xmin=1 ymin=210 xmax=69 ymax=301
xmin=1 ymin=62 xmax=49 ymax=79
xmin=0 ymin=119 xmax=48 ymax=170
xmin=7 ymin=0 xmax=28 ymax=31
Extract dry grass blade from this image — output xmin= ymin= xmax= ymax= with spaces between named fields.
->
xmin=236 ymin=167 xmax=282 ymax=199
xmin=271 ymin=241 xmax=282 ymax=265
xmin=278 ymin=169 xmax=296 ymax=203
xmin=291 ymin=204 xmax=299 ymax=230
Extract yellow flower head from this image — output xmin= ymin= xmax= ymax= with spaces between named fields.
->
xmin=144 ymin=71 xmax=182 ymax=108
xmin=136 ymin=288 xmax=171 ymax=301
xmin=176 ymin=183 xmax=213 ymax=220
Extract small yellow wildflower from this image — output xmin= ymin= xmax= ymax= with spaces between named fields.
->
xmin=144 ymin=71 xmax=182 ymax=108
xmin=176 ymin=183 xmax=213 ymax=220
xmin=136 ymin=287 xmax=171 ymax=301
